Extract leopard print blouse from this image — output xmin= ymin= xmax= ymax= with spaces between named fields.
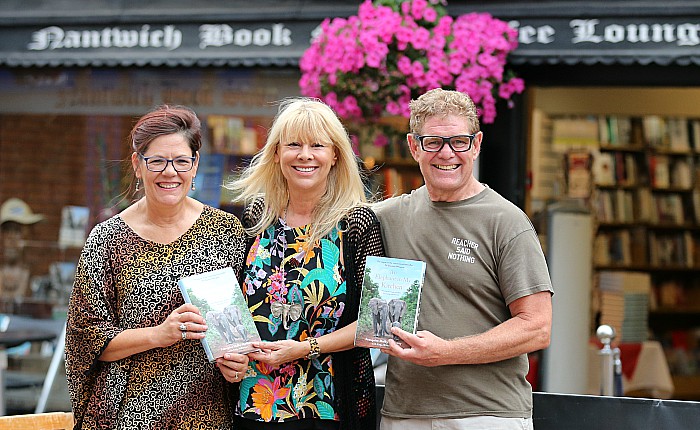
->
xmin=66 ymin=205 xmax=246 ymax=430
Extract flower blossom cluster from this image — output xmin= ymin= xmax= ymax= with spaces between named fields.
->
xmin=299 ymin=0 xmax=524 ymax=124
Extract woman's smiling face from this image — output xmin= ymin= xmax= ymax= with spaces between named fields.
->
xmin=275 ymin=139 xmax=336 ymax=198
xmin=132 ymin=133 xmax=198 ymax=207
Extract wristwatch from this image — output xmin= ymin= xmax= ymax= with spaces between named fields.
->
xmin=306 ymin=337 xmax=320 ymax=360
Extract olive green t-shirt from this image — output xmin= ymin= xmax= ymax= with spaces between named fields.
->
xmin=374 ymin=185 xmax=553 ymax=419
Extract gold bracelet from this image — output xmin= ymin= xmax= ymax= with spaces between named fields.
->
xmin=306 ymin=337 xmax=320 ymax=360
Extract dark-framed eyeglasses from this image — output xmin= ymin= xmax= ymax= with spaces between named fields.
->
xmin=413 ymin=134 xmax=477 ymax=152
xmin=139 ymin=154 xmax=196 ymax=172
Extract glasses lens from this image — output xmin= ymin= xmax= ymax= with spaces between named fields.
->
xmin=422 ymin=136 xmax=444 ymax=151
xmin=173 ymin=157 xmax=194 ymax=171
xmin=146 ymin=157 xmax=167 ymax=171
xmin=449 ymin=136 xmax=472 ymax=151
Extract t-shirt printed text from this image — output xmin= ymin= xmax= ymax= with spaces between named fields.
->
xmin=448 ymin=237 xmax=479 ymax=264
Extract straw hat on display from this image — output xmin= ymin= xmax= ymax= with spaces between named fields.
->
xmin=0 ymin=198 xmax=45 ymax=225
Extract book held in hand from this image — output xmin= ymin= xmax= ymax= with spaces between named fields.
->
xmin=178 ymin=267 xmax=261 ymax=362
xmin=355 ymin=256 xmax=426 ymax=349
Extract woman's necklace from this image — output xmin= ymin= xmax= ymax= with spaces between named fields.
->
xmin=280 ymin=206 xmax=306 ymax=267
xmin=271 ymin=205 xmax=304 ymax=330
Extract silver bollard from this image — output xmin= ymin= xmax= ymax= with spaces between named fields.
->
xmin=596 ymin=325 xmax=616 ymax=396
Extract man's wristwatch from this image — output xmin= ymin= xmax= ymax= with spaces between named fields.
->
xmin=306 ymin=337 xmax=320 ymax=360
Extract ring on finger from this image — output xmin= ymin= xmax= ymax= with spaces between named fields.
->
xmin=234 ymin=372 xmax=239 ymax=380
xmin=181 ymin=331 xmax=187 ymax=340
xmin=179 ymin=323 xmax=187 ymax=332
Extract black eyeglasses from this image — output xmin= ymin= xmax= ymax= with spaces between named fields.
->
xmin=413 ymin=134 xmax=477 ymax=152
xmin=139 ymin=154 xmax=196 ymax=172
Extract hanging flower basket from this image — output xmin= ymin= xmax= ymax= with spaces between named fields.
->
xmin=299 ymin=0 xmax=524 ymax=125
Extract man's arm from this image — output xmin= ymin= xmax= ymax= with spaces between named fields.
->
xmin=383 ymin=291 xmax=552 ymax=367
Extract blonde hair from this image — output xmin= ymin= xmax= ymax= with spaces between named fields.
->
xmin=231 ymin=97 xmax=367 ymax=247
xmin=409 ymin=88 xmax=480 ymax=134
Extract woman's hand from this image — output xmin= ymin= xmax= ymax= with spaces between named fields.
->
xmin=247 ymin=340 xmax=309 ymax=367
xmin=156 ymin=303 xmax=208 ymax=348
xmin=99 ymin=303 xmax=208 ymax=362
xmin=217 ymin=353 xmax=250 ymax=383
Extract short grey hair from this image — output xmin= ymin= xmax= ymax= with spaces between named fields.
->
xmin=409 ymin=88 xmax=480 ymax=134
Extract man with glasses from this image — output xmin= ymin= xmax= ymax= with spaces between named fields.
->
xmin=374 ymin=89 xmax=553 ymax=430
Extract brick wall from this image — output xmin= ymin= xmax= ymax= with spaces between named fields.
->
xmin=0 ymin=113 xmax=133 ymax=290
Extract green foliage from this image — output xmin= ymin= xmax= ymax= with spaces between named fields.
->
xmin=399 ymin=280 xmax=420 ymax=332
xmin=188 ymin=294 xmax=211 ymax=312
xmin=358 ymin=266 xmax=378 ymax=331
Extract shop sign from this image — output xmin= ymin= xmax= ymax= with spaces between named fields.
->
xmin=20 ymin=23 xmax=302 ymax=53
xmin=2 ymin=17 xmax=700 ymax=66
xmin=512 ymin=18 xmax=700 ymax=47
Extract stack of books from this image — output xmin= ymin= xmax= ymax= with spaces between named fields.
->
xmin=597 ymin=271 xmax=651 ymax=343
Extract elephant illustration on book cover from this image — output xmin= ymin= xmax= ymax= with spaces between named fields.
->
xmin=179 ymin=267 xmax=261 ymax=361
xmin=206 ymin=304 xmax=250 ymax=344
xmin=355 ymin=256 xmax=425 ymax=349
xmin=368 ymin=297 xmax=407 ymax=341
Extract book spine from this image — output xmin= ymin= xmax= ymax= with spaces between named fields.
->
xmin=178 ymin=280 xmax=216 ymax=362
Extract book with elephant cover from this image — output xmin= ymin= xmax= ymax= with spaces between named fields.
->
xmin=178 ymin=267 xmax=261 ymax=362
xmin=354 ymin=256 xmax=426 ymax=349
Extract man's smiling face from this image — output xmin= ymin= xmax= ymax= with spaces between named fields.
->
xmin=408 ymin=114 xmax=482 ymax=202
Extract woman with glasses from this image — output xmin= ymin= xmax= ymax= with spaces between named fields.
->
xmin=65 ymin=105 xmax=247 ymax=429
xmin=218 ymin=98 xmax=384 ymax=430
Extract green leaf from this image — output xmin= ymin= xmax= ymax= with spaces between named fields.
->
xmin=320 ymin=238 xmax=340 ymax=268
xmin=300 ymin=268 xmax=337 ymax=291
xmin=316 ymin=401 xmax=335 ymax=420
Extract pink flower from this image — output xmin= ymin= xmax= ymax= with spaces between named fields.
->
xmin=423 ymin=7 xmax=437 ymax=22
xmin=298 ymin=0 xmax=523 ymax=124
xmin=373 ymin=133 xmax=389 ymax=147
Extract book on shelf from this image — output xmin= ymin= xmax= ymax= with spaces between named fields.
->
xmin=593 ymin=190 xmax=614 ymax=223
xmin=643 ymin=115 xmax=667 ymax=148
xmin=653 ymin=194 xmax=685 ymax=225
xmin=595 ymin=231 xmax=644 ymax=268
xmin=592 ymin=152 xmax=616 ymax=186
xmin=178 ymin=267 xmax=261 ymax=362
xmin=655 ymin=279 xmax=685 ymax=308
xmin=691 ymin=119 xmax=700 ymax=152
xmin=355 ymin=256 xmax=426 ymax=349
xmin=666 ymin=117 xmax=691 ymax=151
xmin=565 ymin=150 xmax=592 ymax=198
xmin=693 ymin=190 xmax=700 ymax=224
xmin=636 ymin=188 xmax=654 ymax=223
xmin=551 ymin=116 xmax=599 ymax=148
xmin=614 ymin=189 xmax=635 ymax=223
xmin=599 ymin=115 xmax=644 ymax=146
xmin=670 ymin=157 xmax=693 ymax=189
xmin=648 ymin=154 xmax=670 ymax=188
xmin=648 ymin=231 xmax=694 ymax=267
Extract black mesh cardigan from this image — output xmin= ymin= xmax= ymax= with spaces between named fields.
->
xmin=237 ymin=199 xmax=384 ymax=430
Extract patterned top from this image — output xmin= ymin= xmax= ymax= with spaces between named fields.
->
xmin=237 ymin=219 xmax=345 ymax=423
xmin=65 ymin=205 xmax=247 ymax=430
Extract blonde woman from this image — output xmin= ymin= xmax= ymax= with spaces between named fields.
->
xmin=220 ymin=98 xmax=384 ymax=430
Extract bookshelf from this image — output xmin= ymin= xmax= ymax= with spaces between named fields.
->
xmin=528 ymin=87 xmax=700 ymax=400
xmin=353 ymin=117 xmax=424 ymax=199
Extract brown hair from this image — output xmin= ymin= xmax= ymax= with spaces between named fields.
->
xmin=130 ymin=104 xmax=202 ymax=155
